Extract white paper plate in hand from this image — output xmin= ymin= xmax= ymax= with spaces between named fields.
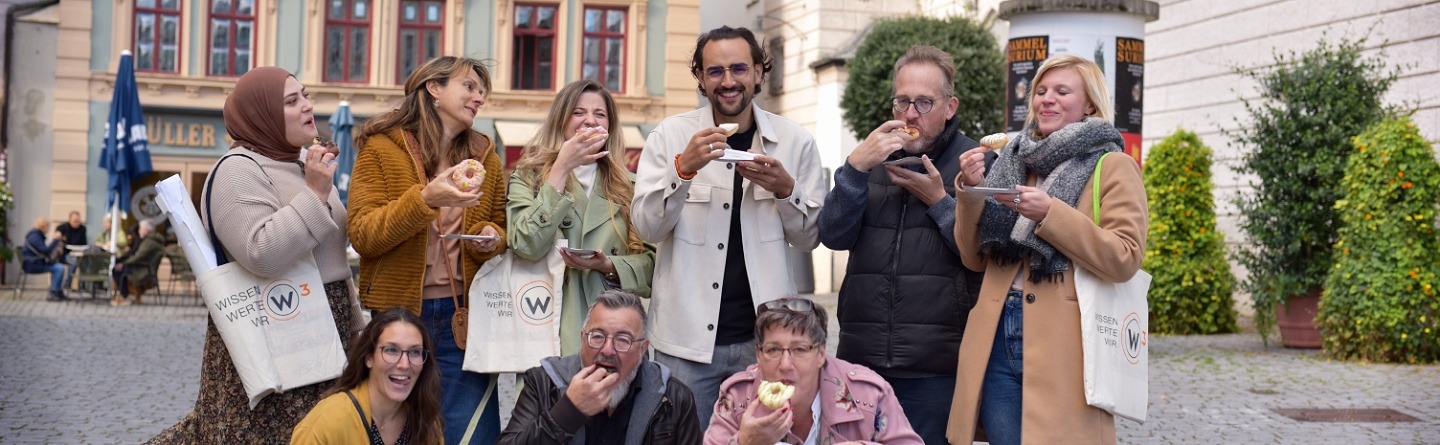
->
xmin=716 ymin=149 xmax=758 ymax=162
xmin=962 ymin=186 xmax=1022 ymax=196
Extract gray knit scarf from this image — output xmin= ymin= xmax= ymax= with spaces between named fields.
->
xmin=978 ymin=118 xmax=1123 ymax=282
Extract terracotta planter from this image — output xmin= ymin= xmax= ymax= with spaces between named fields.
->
xmin=1276 ymin=289 xmax=1322 ymax=349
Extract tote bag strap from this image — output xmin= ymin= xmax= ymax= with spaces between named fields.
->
xmin=344 ymin=390 xmax=384 ymax=443
xmin=1091 ymin=152 xmax=1115 ymax=226
xmin=203 ymin=153 xmax=271 ymax=266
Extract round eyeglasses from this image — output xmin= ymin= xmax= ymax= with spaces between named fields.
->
xmin=378 ymin=345 xmax=427 ymax=365
xmin=585 ymin=330 xmax=645 ymax=353
xmin=891 ymin=96 xmax=943 ymax=114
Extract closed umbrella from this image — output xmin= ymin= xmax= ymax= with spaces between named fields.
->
xmin=98 ymin=50 xmax=152 ymax=258
xmin=330 ymin=101 xmax=355 ymax=204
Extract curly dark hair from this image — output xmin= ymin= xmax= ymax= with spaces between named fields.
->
xmin=689 ymin=25 xmax=773 ymax=95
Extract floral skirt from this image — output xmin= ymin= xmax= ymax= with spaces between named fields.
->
xmin=146 ymin=279 xmax=355 ymax=445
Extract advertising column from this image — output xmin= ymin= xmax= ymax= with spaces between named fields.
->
xmin=999 ymin=0 xmax=1160 ymax=164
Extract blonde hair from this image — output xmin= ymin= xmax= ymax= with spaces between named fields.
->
xmin=1023 ymin=54 xmax=1113 ymax=136
xmin=357 ymin=56 xmax=492 ymax=175
xmin=33 ymin=217 xmax=49 ymax=231
xmin=513 ymin=80 xmax=642 ymax=254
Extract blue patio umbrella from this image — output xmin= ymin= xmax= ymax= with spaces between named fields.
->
xmin=330 ymin=101 xmax=355 ymax=204
xmin=98 ymin=50 xmax=152 ymax=254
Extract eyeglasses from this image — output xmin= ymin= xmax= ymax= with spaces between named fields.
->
xmin=759 ymin=298 xmax=815 ymax=315
xmin=704 ymin=63 xmax=752 ymax=80
xmin=378 ymin=345 xmax=427 ymax=365
xmin=758 ymin=343 xmax=820 ymax=360
xmin=585 ymin=330 xmax=645 ymax=353
xmin=891 ymin=96 xmax=943 ymax=114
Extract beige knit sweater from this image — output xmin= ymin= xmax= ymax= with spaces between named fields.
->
xmin=202 ymin=147 xmax=351 ymax=283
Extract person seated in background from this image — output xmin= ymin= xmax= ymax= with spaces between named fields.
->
xmin=110 ymin=219 xmax=166 ymax=306
xmin=56 ymin=210 xmax=87 ymax=290
xmin=705 ymin=297 xmax=923 ymax=444
xmin=93 ymin=213 xmax=129 ymax=253
xmin=498 ymin=290 xmax=703 ymax=444
xmin=21 ymin=217 xmax=69 ymax=301
xmin=291 ymin=308 xmax=444 ymax=445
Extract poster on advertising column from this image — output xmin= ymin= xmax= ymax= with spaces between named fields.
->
xmin=1004 ymin=34 xmax=1145 ymax=164
xmin=1005 ymin=36 xmax=1048 ymax=133
xmin=1114 ymin=37 xmax=1145 ymax=162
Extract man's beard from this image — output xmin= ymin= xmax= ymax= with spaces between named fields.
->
xmin=607 ymin=365 xmax=638 ymax=411
xmin=708 ymin=85 xmax=752 ymax=118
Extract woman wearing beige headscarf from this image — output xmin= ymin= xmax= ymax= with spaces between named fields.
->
xmin=147 ymin=66 xmax=356 ymax=444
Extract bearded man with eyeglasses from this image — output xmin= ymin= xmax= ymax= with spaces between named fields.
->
xmin=816 ymin=44 xmax=989 ymax=444
xmin=632 ymin=25 xmax=827 ymax=426
xmin=499 ymin=290 xmax=702 ymax=444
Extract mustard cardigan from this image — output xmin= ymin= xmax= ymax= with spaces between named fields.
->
xmin=347 ymin=128 xmax=507 ymax=314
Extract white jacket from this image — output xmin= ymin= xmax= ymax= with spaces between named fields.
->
xmin=631 ymin=104 xmax=826 ymax=363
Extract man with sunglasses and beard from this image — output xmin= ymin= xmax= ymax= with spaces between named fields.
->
xmin=816 ymin=45 xmax=987 ymax=444
xmin=633 ymin=25 xmax=827 ymax=427
xmin=499 ymin=290 xmax=702 ymax=444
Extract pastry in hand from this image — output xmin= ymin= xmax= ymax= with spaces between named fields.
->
xmin=577 ymin=126 xmax=609 ymax=142
xmin=980 ymin=133 xmax=1010 ymax=149
xmin=896 ymin=126 xmax=920 ymax=139
xmin=757 ymin=380 xmax=795 ymax=409
xmin=450 ymin=159 xmax=485 ymax=193
xmin=719 ymin=123 xmax=739 ymax=137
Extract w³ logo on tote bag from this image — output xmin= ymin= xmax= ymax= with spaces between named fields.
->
xmin=516 ymin=279 xmax=557 ymax=325
xmin=262 ymin=280 xmax=309 ymax=321
xmin=1122 ymin=311 xmax=1146 ymax=365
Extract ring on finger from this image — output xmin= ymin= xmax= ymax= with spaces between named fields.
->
xmin=708 ymin=142 xmax=715 ymax=152
xmin=1012 ymin=196 xmax=1022 ymax=205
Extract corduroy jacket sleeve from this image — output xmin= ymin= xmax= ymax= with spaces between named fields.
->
xmin=346 ymin=131 xmax=439 ymax=258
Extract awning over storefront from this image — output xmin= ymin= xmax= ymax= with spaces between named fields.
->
xmin=494 ymin=120 xmax=542 ymax=148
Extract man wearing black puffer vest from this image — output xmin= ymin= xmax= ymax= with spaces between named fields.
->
xmin=818 ymin=44 xmax=987 ymax=445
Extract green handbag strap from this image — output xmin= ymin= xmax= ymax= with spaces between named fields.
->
xmin=1092 ymin=152 xmax=1115 ymax=225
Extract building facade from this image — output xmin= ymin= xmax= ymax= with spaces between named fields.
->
xmin=3 ymin=0 xmax=702 ymax=283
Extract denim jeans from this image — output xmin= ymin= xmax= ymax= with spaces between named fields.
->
xmin=419 ymin=298 xmax=499 ymax=445
xmin=45 ymin=262 xmax=67 ymax=292
xmin=980 ymin=291 xmax=1025 ymax=445
xmin=888 ymin=375 xmax=957 ymax=444
xmin=655 ymin=340 xmax=756 ymax=427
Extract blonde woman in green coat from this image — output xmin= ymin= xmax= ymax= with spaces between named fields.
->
xmin=507 ymin=80 xmax=655 ymax=356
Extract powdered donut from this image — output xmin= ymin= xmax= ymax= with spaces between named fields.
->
xmin=757 ymin=380 xmax=794 ymax=409
xmin=577 ymin=126 xmax=609 ymax=142
xmin=450 ymin=159 xmax=485 ymax=193
xmin=980 ymin=133 xmax=1010 ymax=149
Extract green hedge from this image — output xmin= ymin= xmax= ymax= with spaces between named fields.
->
xmin=840 ymin=15 xmax=1005 ymax=140
xmin=1228 ymin=37 xmax=1398 ymax=343
xmin=1141 ymin=129 xmax=1237 ymax=335
xmin=1322 ymin=116 xmax=1440 ymax=363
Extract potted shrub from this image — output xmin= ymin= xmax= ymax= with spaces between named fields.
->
xmin=1229 ymin=36 xmax=1399 ymax=346
xmin=1323 ymin=116 xmax=1440 ymax=363
xmin=1142 ymin=129 xmax=1237 ymax=335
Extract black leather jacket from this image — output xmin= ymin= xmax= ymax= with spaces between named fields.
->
xmin=497 ymin=355 xmax=702 ymax=445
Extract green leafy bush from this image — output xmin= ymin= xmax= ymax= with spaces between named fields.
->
xmin=840 ymin=15 xmax=1004 ymax=140
xmin=1228 ymin=36 xmax=1399 ymax=344
xmin=1323 ymin=116 xmax=1440 ymax=363
xmin=1142 ymin=129 xmax=1237 ymax=335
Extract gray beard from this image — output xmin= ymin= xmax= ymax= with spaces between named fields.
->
xmin=607 ymin=368 xmax=639 ymax=411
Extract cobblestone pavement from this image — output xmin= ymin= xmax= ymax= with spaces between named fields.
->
xmin=1 ymin=290 xmax=1436 ymax=444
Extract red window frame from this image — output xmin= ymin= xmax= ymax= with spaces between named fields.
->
xmin=511 ymin=3 xmax=558 ymax=91
xmin=396 ymin=0 xmax=445 ymax=84
xmin=207 ymin=0 xmax=256 ymax=77
xmin=581 ymin=6 xmax=626 ymax=93
xmin=323 ymin=0 xmax=373 ymax=83
xmin=133 ymin=0 xmax=183 ymax=73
